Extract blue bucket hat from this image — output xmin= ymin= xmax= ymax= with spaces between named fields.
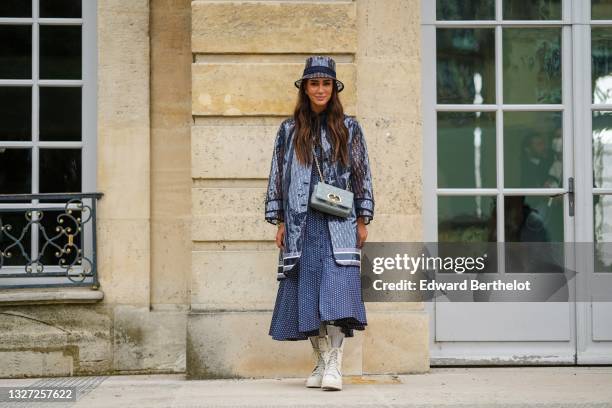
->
xmin=294 ymin=55 xmax=344 ymax=92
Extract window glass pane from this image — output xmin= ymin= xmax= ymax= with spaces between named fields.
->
xmin=593 ymin=0 xmax=612 ymax=20
xmin=437 ymin=111 xmax=496 ymax=188
xmin=0 ymin=211 xmax=32 ymax=266
xmin=0 ymin=1 xmax=32 ymax=17
xmin=39 ymin=149 xmax=81 ymax=195
xmin=503 ymin=0 xmax=561 ymax=20
xmin=592 ymin=28 xmax=612 ymax=104
xmin=503 ymin=28 xmax=562 ymax=104
xmin=37 ymin=209 xmax=82 ymax=266
xmin=436 ymin=0 xmax=494 ymax=20
xmin=0 ymin=26 xmax=32 ymax=79
xmin=40 ymin=0 xmax=82 ymax=18
xmin=39 ymin=26 xmax=81 ymax=80
xmin=594 ymin=195 xmax=612 ymax=272
xmin=0 ymin=87 xmax=31 ymax=141
xmin=437 ymin=28 xmax=495 ymax=104
xmin=505 ymin=195 xmax=564 ymax=242
xmin=593 ymin=111 xmax=612 ymax=188
xmin=438 ymin=196 xmax=496 ymax=242
xmin=0 ymin=148 xmax=32 ymax=194
xmin=504 ymin=111 xmax=563 ymax=188
xmin=40 ymin=87 xmax=81 ymax=141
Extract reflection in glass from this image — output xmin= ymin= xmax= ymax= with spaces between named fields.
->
xmin=593 ymin=0 xmax=612 ymax=20
xmin=437 ymin=111 xmax=496 ymax=188
xmin=594 ymin=195 xmax=612 ymax=272
xmin=503 ymin=0 xmax=561 ymax=20
xmin=437 ymin=28 xmax=495 ymax=104
xmin=38 ymin=209 xmax=82 ymax=266
xmin=0 ymin=148 xmax=31 ymax=194
xmin=593 ymin=111 xmax=612 ymax=188
xmin=438 ymin=196 xmax=496 ymax=242
xmin=436 ymin=0 xmax=494 ymax=20
xmin=40 ymin=0 xmax=82 ymax=18
xmin=504 ymin=111 xmax=563 ymax=188
xmin=592 ymin=28 xmax=612 ymax=104
xmin=503 ymin=28 xmax=561 ymax=104
xmin=504 ymin=196 xmax=564 ymax=242
xmin=39 ymin=149 xmax=81 ymax=195
xmin=0 ymin=26 xmax=32 ymax=79
xmin=0 ymin=1 xmax=32 ymax=17
xmin=0 ymin=212 xmax=31 ymax=266
xmin=39 ymin=26 xmax=81 ymax=80
xmin=40 ymin=87 xmax=81 ymax=141
xmin=0 ymin=87 xmax=31 ymax=141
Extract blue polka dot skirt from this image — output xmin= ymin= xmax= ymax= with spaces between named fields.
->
xmin=268 ymin=144 xmax=368 ymax=341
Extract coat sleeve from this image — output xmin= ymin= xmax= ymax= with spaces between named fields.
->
xmin=264 ymin=121 xmax=286 ymax=225
xmin=349 ymin=119 xmax=375 ymax=225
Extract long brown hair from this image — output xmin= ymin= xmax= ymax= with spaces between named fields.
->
xmin=292 ymin=80 xmax=349 ymax=167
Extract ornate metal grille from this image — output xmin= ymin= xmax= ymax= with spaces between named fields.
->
xmin=0 ymin=192 xmax=103 ymax=289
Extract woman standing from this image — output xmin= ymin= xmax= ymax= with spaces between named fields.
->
xmin=264 ymin=56 xmax=375 ymax=391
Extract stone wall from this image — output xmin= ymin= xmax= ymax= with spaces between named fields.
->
xmin=0 ymin=0 xmax=191 ymax=378
xmin=0 ymin=0 xmax=428 ymax=379
xmin=187 ymin=0 xmax=428 ymax=378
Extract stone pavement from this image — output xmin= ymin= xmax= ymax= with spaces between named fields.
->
xmin=0 ymin=367 xmax=611 ymax=407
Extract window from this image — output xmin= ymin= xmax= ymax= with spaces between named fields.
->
xmin=426 ymin=0 xmax=567 ymax=244
xmin=0 ymin=0 xmax=97 ymax=288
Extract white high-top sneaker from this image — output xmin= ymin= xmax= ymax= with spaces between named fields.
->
xmin=305 ymin=336 xmax=329 ymax=388
xmin=321 ymin=343 xmax=343 ymax=391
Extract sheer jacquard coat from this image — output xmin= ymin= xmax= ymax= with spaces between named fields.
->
xmin=264 ymin=114 xmax=375 ymax=280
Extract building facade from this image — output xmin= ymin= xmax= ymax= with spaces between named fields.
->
xmin=0 ymin=0 xmax=610 ymax=379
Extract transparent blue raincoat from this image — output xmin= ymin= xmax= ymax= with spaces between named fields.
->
xmin=264 ymin=113 xmax=375 ymax=280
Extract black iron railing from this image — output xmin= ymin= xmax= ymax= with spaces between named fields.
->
xmin=0 ymin=193 xmax=103 ymax=289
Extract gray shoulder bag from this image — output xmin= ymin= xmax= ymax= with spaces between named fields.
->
xmin=309 ymin=146 xmax=354 ymax=217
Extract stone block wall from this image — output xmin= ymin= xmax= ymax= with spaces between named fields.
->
xmin=187 ymin=0 xmax=428 ymax=378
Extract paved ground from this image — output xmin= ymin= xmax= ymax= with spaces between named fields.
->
xmin=0 ymin=367 xmax=611 ymax=407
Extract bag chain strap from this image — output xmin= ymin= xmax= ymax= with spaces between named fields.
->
xmin=312 ymin=144 xmax=351 ymax=191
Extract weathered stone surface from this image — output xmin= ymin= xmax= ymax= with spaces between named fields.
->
xmin=113 ymin=306 xmax=186 ymax=372
xmin=0 ymin=304 xmax=113 ymax=377
xmin=187 ymin=311 xmax=363 ymax=379
xmin=0 ymin=288 xmax=103 ymax=305
xmin=96 ymin=219 xmax=151 ymax=305
xmin=150 ymin=0 xmax=192 ymax=307
xmin=192 ymin=63 xmax=356 ymax=116
xmin=362 ymin=310 xmax=429 ymax=374
xmin=0 ymin=350 xmax=74 ymax=378
xmin=192 ymin=124 xmax=280 ymax=179
xmin=191 ymin=187 xmax=269 ymax=241
xmin=97 ymin=0 xmax=151 ymax=307
xmin=192 ymin=1 xmax=356 ymax=53
xmin=191 ymin=250 xmax=278 ymax=310
xmin=33 ymin=0 xmax=431 ymax=381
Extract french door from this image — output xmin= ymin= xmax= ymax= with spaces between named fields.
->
xmin=422 ymin=0 xmax=612 ymax=364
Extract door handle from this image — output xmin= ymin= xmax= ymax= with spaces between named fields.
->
xmin=568 ymin=177 xmax=574 ymax=217
xmin=549 ymin=177 xmax=574 ymax=217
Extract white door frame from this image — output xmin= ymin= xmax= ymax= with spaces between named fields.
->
xmin=574 ymin=0 xmax=612 ymax=364
xmin=421 ymin=0 xmax=583 ymax=365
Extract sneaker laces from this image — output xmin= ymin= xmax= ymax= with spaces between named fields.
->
xmin=310 ymin=350 xmax=326 ymax=375
xmin=326 ymin=348 xmax=340 ymax=376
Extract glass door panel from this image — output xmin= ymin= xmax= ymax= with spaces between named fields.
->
xmin=428 ymin=0 xmax=574 ymax=364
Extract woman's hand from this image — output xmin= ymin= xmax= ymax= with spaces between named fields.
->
xmin=276 ymin=222 xmax=285 ymax=250
xmin=357 ymin=217 xmax=368 ymax=248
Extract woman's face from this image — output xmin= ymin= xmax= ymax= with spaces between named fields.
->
xmin=305 ymin=78 xmax=333 ymax=111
